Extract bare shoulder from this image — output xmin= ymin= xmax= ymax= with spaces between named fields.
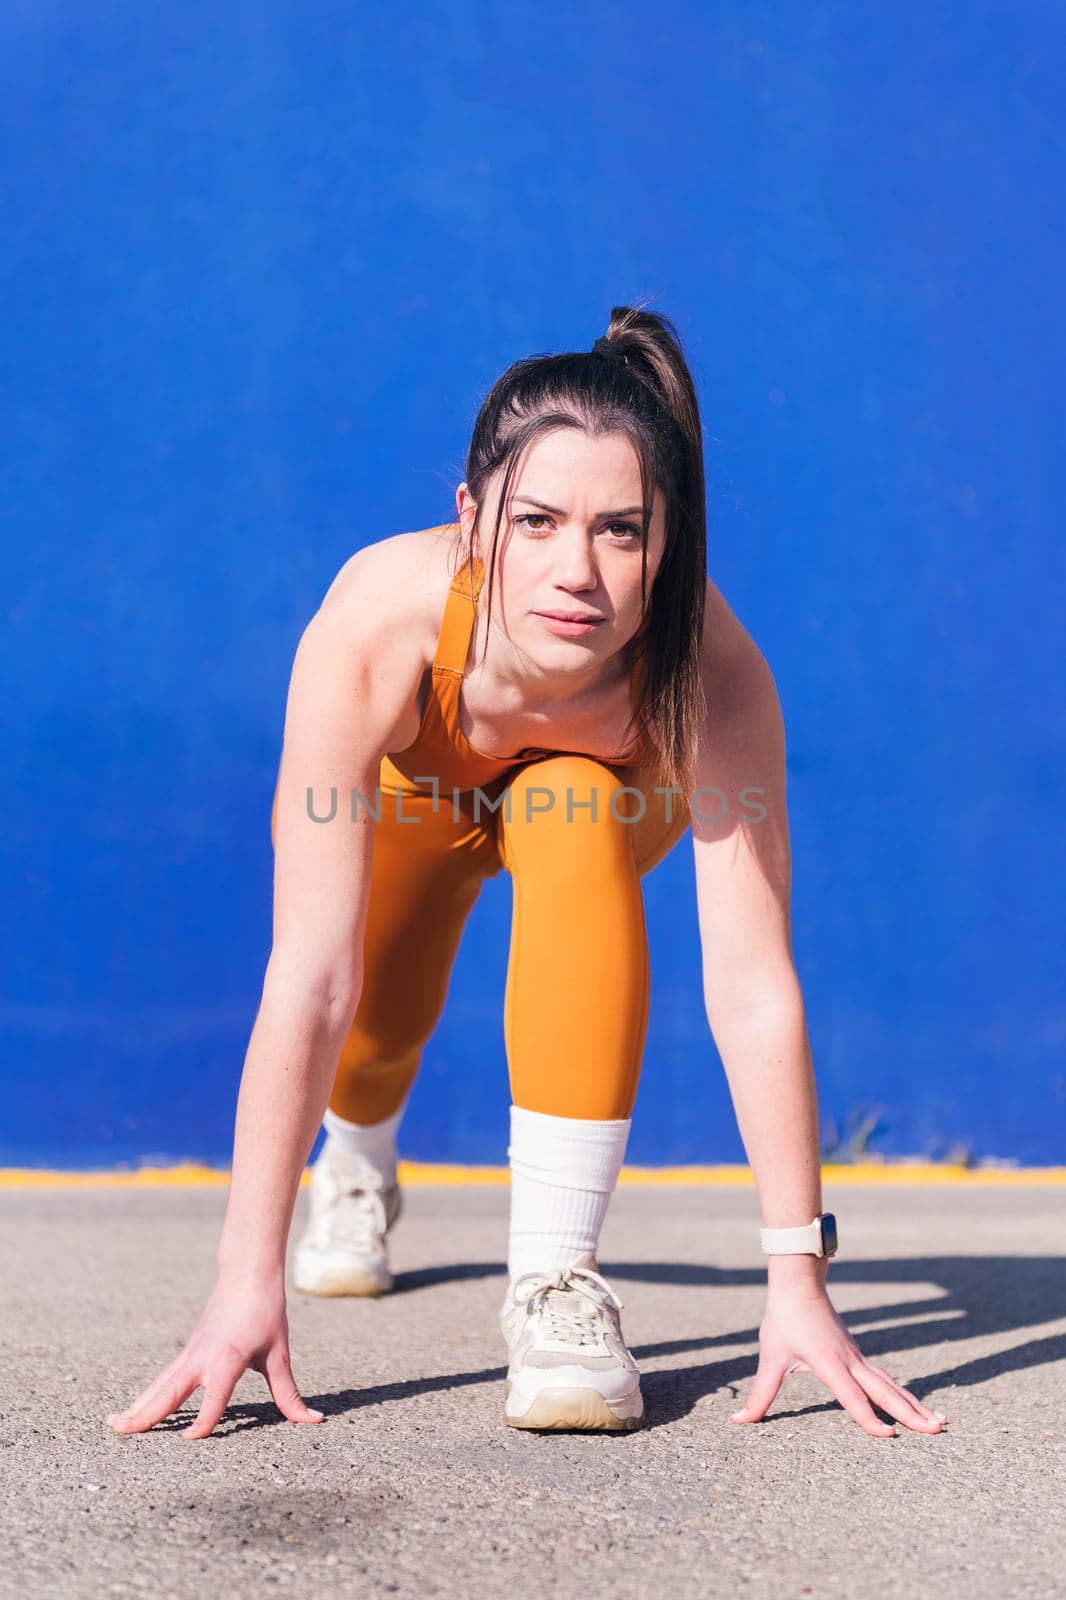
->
xmin=321 ymin=521 xmax=457 ymax=671
xmin=318 ymin=523 xmax=458 ymax=642
xmin=698 ymin=574 xmax=784 ymax=747
xmin=284 ymin=524 xmax=459 ymax=762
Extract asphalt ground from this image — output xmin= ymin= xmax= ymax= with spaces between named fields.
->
xmin=2 ymin=1181 xmax=1064 ymax=1600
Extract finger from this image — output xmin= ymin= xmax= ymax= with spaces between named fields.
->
xmin=810 ymin=1352 xmax=897 ymax=1437
xmin=850 ymin=1363 xmax=947 ymax=1432
xmin=262 ymin=1345 xmax=324 ymax=1425
xmin=181 ymin=1357 xmax=244 ymax=1440
xmin=730 ymin=1364 xmax=786 ymax=1424
xmin=104 ymin=1355 xmax=185 ymax=1428
xmin=864 ymin=1363 xmax=947 ymax=1424
xmin=105 ymin=1365 xmax=199 ymax=1435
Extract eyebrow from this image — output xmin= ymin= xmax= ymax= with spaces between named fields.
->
xmin=510 ymin=495 xmax=646 ymax=520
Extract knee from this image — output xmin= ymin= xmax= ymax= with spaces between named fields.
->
xmin=500 ymin=755 xmax=641 ymax=865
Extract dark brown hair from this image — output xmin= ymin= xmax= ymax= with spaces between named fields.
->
xmin=455 ymin=301 xmax=708 ymax=795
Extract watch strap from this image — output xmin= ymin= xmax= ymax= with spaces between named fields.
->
xmin=760 ymin=1216 xmax=826 ymax=1255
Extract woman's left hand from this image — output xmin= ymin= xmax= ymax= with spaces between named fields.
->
xmin=729 ymin=1282 xmax=949 ymax=1437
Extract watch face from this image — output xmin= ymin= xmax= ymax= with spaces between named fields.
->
xmin=821 ymin=1213 xmax=838 ymax=1256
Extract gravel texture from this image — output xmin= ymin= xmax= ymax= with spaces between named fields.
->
xmin=2 ymin=1182 xmax=1064 ymax=1599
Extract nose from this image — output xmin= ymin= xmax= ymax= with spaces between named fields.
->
xmin=554 ymin=531 xmax=597 ymax=590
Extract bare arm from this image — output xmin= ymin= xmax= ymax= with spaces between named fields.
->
xmin=106 ymin=543 xmax=424 ymax=1438
xmin=217 ymin=603 xmax=395 ymax=1278
xmin=690 ymin=628 xmax=824 ymax=1293
xmin=691 ymin=593 xmax=946 ymax=1438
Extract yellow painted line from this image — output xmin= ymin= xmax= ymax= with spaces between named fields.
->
xmin=0 ymin=1161 xmax=1064 ymax=1189
xmin=0 ymin=1163 xmax=234 ymax=1189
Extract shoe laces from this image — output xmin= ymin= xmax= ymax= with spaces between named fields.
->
xmin=316 ymin=1152 xmax=390 ymax=1252
xmin=511 ymin=1263 xmax=623 ymax=1349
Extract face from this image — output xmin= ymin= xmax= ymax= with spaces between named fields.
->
xmin=455 ymin=428 xmax=667 ymax=694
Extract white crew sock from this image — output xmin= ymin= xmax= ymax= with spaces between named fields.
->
xmin=506 ymin=1103 xmax=631 ymax=1284
xmin=322 ymin=1102 xmax=406 ymax=1187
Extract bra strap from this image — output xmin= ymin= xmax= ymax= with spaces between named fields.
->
xmin=433 ymin=553 xmax=483 ymax=676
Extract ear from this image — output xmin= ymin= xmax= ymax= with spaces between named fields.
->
xmin=455 ymin=482 xmax=481 ymax=553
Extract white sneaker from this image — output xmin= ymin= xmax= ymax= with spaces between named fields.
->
xmin=498 ymin=1251 xmax=644 ymax=1432
xmin=292 ymin=1137 xmax=403 ymax=1296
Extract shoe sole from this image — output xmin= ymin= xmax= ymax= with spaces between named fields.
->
xmin=504 ymin=1383 xmax=644 ymax=1433
xmin=292 ymin=1263 xmax=393 ymax=1297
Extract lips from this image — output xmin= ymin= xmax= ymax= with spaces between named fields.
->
xmin=536 ymin=612 xmax=604 ymax=623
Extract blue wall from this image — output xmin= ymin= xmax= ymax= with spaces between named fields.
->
xmin=3 ymin=3 xmax=1062 ymax=1167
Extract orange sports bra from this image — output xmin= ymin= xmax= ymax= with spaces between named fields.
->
xmin=380 ymin=546 xmax=657 ymax=797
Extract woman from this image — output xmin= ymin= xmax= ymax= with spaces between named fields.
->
xmin=105 ymin=305 xmax=947 ymax=1440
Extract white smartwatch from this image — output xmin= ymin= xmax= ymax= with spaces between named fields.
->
xmin=760 ymin=1212 xmax=838 ymax=1257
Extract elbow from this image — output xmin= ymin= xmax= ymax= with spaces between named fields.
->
xmin=263 ymin=950 xmax=363 ymax=1030
xmin=704 ymin=968 xmax=806 ymax=1037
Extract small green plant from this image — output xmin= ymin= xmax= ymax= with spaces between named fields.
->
xmin=933 ymin=1139 xmax=977 ymax=1168
xmin=821 ymin=1102 xmax=887 ymax=1163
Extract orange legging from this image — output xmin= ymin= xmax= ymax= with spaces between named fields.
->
xmin=270 ymin=757 xmax=691 ymax=1122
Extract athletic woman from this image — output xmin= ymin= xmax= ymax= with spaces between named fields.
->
xmin=105 ymin=306 xmax=947 ymax=1440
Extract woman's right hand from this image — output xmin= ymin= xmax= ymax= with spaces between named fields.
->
xmin=104 ymin=1271 xmax=325 ymax=1439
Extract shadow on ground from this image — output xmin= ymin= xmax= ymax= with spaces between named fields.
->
xmin=220 ymin=1251 xmax=1066 ymax=1435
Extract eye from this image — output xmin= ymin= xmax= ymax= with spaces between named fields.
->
xmin=513 ymin=513 xmax=641 ymax=543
